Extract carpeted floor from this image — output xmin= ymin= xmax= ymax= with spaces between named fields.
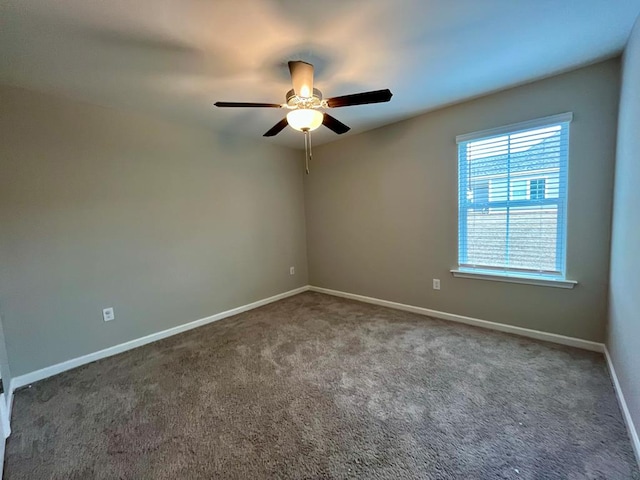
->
xmin=5 ymin=292 xmax=639 ymax=479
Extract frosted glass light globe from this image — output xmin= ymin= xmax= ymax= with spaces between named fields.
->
xmin=286 ymin=109 xmax=324 ymax=132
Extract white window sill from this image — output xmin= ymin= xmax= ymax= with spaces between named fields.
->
xmin=450 ymin=269 xmax=577 ymax=289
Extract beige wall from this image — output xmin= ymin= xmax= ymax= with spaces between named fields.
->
xmin=0 ymin=58 xmax=625 ymax=378
xmin=305 ymin=59 xmax=620 ymax=342
xmin=608 ymin=15 xmax=640 ymax=453
xmin=0 ymin=86 xmax=308 ymax=376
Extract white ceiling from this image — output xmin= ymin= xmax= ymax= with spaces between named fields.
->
xmin=2 ymin=0 xmax=640 ymax=148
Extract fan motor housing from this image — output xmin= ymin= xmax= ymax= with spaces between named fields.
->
xmin=286 ymin=88 xmax=323 ymax=108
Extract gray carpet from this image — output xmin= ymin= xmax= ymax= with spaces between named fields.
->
xmin=5 ymin=292 xmax=639 ymax=479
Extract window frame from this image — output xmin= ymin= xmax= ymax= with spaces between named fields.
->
xmin=452 ymin=113 xmax=576 ymax=289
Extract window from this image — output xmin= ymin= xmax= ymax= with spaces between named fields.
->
xmin=455 ymin=113 xmax=572 ymax=283
xmin=529 ymin=178 xmax=546 ymax=200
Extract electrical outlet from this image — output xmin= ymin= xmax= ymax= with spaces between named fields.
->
xmin=102 ymin=307 xmax=115 ymax=322
xmin=433 ymin=279 xmax=441 ymax=290
xmin=290 ymin=266 xmax=295 ymax=275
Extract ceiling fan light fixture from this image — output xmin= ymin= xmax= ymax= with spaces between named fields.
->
xmin=286 ymin=109 xmax=324 ymax=132
xmin=215 ymin=60 xmax=392 ymax=142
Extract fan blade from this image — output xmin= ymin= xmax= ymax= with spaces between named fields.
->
xmin=214 ymin=102 xmax=282 ymax=108
xmin=263 ymin=118 xmax=289 ymax=137
xmin=322 ymin=114 xmax=350 ymax=135
xmin=326 ymin=89 xmax=393 ymax=108
xmin=288 ymin=61 xmax=314 ymax=98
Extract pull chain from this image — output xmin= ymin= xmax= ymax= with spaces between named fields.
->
xmin=303 ymin=129 xmax=312 ymax=174
xmin=307 ymin=129 xmax=313 ymax=174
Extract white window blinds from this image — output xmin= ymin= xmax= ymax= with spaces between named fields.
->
xmin=456 ymin=113 xmax=571 ymax=279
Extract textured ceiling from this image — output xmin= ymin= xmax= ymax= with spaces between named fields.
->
xmin=2 ymin=0 xmax=640 ymax=148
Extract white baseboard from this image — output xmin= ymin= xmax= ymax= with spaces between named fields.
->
xmin=604 ymin=347 xmax=640 ymax=467
xmin=7 ymin=389 xmax=12 ymax=420
xmin=10 ymin=286 xmax=310 ymax=393
xmin=309 ymin=286 xmax=605 ymax=353
xmin=0 ymin=395 xmax=9 ymax=439
xmin=0 ymin=393 xmax=7 ymax=480
xmin=0 ymin=433 xmax=4 ymax=480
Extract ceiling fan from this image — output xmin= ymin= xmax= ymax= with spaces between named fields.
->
xmin=214 ymin=61 xmax=393 ymax=173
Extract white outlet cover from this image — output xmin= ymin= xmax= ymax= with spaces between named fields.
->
xmin=433 ymin=279 xmax=441 ymax=290
xmin=290 ymin=266 xmax=295 ymax=275
xmin=102 ymin=307 xmax=115 ymax=322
